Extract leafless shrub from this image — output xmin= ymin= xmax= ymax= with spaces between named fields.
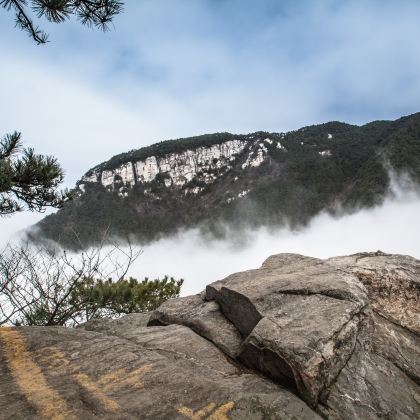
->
xmin=0 ymin=239 xmax=141 ymax=327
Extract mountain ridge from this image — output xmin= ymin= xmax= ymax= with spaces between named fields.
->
xmin=84 ymin=112 xmax=416 ymax=176
xmin=33 ymin=113 xmax=420 ymax=249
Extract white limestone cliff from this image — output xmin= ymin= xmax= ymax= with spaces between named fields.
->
xmin=81 ymin=139 xmax=248 ymax=193
xmin=242 ymin=142 xmax=268 ymax=169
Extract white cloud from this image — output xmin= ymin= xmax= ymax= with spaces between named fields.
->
xmin=1 ymin=212 xmax=46 ymax=247
xmin=0 ymin=53 xmax=151 ymax=187
xmin=2 ymin=175 xmax=420 ymax=297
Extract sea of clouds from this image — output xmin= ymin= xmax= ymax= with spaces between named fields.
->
xmin=126 ymin=178 xmax=420 ymax=295
xmin=3 ymin=175 xmax=420 ymax=297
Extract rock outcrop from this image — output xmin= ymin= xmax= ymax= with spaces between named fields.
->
xmin=1 ymin=252 xmax=419 ymax=419
xmin=80 ymin=139 xmax=249 ymax=193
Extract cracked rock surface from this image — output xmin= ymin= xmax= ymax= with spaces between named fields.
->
xmin=151 ymin=252 xmax=420 ymax=419
xmin=0 ymin=252 xmax=419 ymax=419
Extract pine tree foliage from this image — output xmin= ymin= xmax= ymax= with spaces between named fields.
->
xmin=0 ymin=0 xmax=123 ymax=44
xmin=22 ymin=276 xmax=183 ymax=326
xmin=69 ymin=276 xmax=183 ymax=322
xmin=0 ymin=131 xmax=70 ymax=215
xmin=1 ymin=241 xmax=182 ymax=327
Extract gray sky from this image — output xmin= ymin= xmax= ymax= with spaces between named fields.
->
xmin=1 ymin=0 xmax=420 ymax=264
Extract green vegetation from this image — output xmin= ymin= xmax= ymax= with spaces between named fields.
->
xmin=34 ymin=113 xmax=420 ymax=249
xmin=22 ymin=276 xmax=183 ymax=326
xmin=0 ymin=131 xmax=70 ymax=215
xmin=88 ymin=132 xmax=244 ymax=174
xmin=386 ymin=117 xmax=420 ymax=182
xmin=0 ymin=242 xmax=182 ymax=327
xmin=1 ymin=0 xmax=186 ymax=329
xmin=1 ymin=0 xmax=123 ymax=214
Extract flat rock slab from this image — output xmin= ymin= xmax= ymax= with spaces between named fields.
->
xmin=205 ymin=255 xmax=369 ymax=406
xmin=0 ymin=323 xmax=318 ymax=419
xmin=148 ymin=294 xmax=243 ymax=358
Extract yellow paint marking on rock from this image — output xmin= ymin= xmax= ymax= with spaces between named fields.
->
xmin=72 ymin=373 xmax=120 ymax=412
xmin=177 ymin=401 xmax=234 ymax=420
xmin=177 ymin=403 xmax=216 ymax=419
xmin=99 ymin=364 xmax=153 ymax=392
xmin=194 ymin=403 xmax=217 ymax=419
xmin=0 ymin=328 xmax=73 ymax=420
xmin=39 ymin=347 xmax=124 ymax=412
xmin=36 ymin=346 xmax=151 ymax=412
xmin=97 ymin=368 xmax=126 ymax=385
xmin=35 ymin=346 xmax=70 ymax=375
xmin=208 ymin=401 xmax=235 ymax=420
xmin=178 ymin=406 xmax=193 ymax=418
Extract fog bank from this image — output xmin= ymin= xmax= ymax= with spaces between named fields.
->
xmin=129 ymin=188 xmax=420 ymax=296
xmin=3 ymin=180 xmax=420 ymax=297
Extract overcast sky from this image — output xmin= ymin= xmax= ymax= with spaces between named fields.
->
xmin=1 ymin=0 xmax=420 ymax=256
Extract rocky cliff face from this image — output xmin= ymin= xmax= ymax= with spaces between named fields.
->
xmin=79 ymin=138 xmax=278 ymax=196
xmin=1 ymin=252 xmax=419 ymax=419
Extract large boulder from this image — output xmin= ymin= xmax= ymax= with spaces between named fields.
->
xmin=0 ymin=252 xmax=419 ymax=419
xmin=150 ymin=252 xmax=420 ymax=419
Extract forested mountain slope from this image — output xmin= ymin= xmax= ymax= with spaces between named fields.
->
xmin=34 ymin=113 xmax=420 ymax=249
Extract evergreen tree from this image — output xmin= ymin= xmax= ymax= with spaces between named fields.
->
xmin=24 ymin=276 xmax=184 ymax=326
xmin=0 ymin=242 xmax=183 ymax=327
xmin=0 ymin=131 xmax=71 ymax=215
xmin=0 ymin=0 xmax=123 ymax=44
xmin=0 ymin=1 xmax=124 ymax=214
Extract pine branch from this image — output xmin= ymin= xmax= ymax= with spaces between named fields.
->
xmin=0 ymin=132 xmax=72 ymax=215
xmin=0 ymin=132 xmax=21 ymax=160
xmin=31 ymin=0 xmax=72 ymax=23
xmin=74 ymin=0 xmax=123 ymax=31
xmin=1 ymin=0 xmax=49 ymax=43
xmin=1 ymin=0 xmax=123 ymax=44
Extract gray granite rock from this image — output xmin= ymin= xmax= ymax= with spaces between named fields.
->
xmin=1 ymin=252 xmax=419 ymax=419
xmin=205 ymin=255 xmax=370 ymax=407
xmin=154 ymin=252 xmax=419 ymax=417
xmin=148 ymin=294 xmax=243 ymax=358
xmin=0 ymin=322 xmax=318 ymax=419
